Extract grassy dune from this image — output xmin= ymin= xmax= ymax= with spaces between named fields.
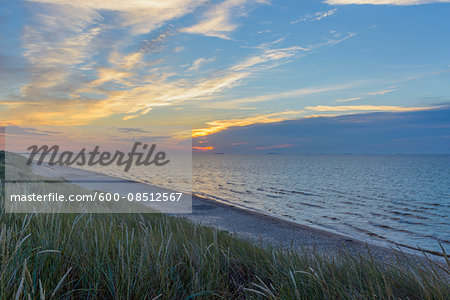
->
xmin=0 ymin=152 xmax=449 ymax=299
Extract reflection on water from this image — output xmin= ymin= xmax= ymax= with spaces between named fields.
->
xmin=192 ymin=154 xmax=449 ymax=254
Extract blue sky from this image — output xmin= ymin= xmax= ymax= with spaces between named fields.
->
xmin=0 ymin=0 xmax=449 ymax=151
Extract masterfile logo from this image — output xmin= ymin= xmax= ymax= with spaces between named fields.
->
xmin=27 ymin=142 xmax=170 ymax=172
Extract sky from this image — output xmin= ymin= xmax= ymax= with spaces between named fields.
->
xmin=0 ymin=0 xmax=449 ymax=153
xmin=202 ymin=107 xmax=450 ymax=153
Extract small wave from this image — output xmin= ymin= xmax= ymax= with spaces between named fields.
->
xmin=269 ymin=187 xmax=319 ymax=196
xmin=342 ymin=211 xmax=364 ymax=217
xmin=398 ymin=220 xmax=427 ymax=226
xmin=371 ymin=212 xmax=401 ymax=222
xmin=229 ymin=189 xmax=245 ymax=195
xmin=388 ymin=210 xmax=429 ymax=220
xmin=322 ymin=215 xmax=339 ymax=221
xmin=265 ymin=194 xmax=281 ymax=199
xmin=369 ymin=222 xmax=417 ymax=235
xmin=296 ymin=201 xmax=324 ymax=208
xmin=344 ymin=223 xmax=388 ymax=240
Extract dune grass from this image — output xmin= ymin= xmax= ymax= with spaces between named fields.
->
xmin=0 ymin=152 xmax=449 ymax=299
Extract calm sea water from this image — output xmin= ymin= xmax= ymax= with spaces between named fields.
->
xmin=192 ymin=154 xmax=450 ymax=254
xmin=81 ymin=154 xmax=450 ymax=254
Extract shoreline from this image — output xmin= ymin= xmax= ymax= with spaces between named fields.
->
xmin=29 ymin=161 xmax=444 ymax=262
xmin=189 ymin=193 xmax=438 ymax=261
xmin=191 ymin=193 xmax=448 ymax=259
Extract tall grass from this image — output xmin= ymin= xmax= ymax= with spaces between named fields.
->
xmin=0 ymin=209 xmax=448 ymax=299
xmin=0 ymin=152 xmax=448 ymax=299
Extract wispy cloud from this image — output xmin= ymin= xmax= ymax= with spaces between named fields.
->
xmin=230 ymin=142 xmax=248 ymax=146
xmin=290 ymin=8 xmax=337 ymax=24
xmin=28 ymin=0 xmax=208 ymax=35
xmin=1 ymin=0 xmax=362 ymax=127
xmin=213 ymin=83 xmax=358 ymax=108
xmin=98 ymin=71 xmax=252 ymax=121
xmin=324 ymin=0 xmax=450 ymax=5
xmin=5 ymin=40 xmax=316 ymax=124
xmin=336 ymin=97 xmax=361 ymax=102
xmin=231 ymin=46 xmax=308 ymax=71
xmin=188 ymin=57 xmax=215 ymax=72
xmin=114 ymin=128 xmax=151 ymax=133
xmin=192 ymin=110 xmax=303 ymax=137
xmin=4 ymin=0 xmax=420 ymax=135
xmin=334 ymin=87 xmax=396 ymax=103
xmin=181 ymin=0 xmax=269 ymax=39
xmin=3 ymin=0 xmax=327 ymax=125
xmin=140 ymin=28 xmax=175 ymax=53
xmin=193 ymin=146 xmax=215 ymax=151
xmin=4 ymin=125 xmax=61 ymax=137
xmin=20 ymin=6 xmax=102 ymax=99
xmin=255 ymin=144 xmax=293 ymax=150
xmin=368 ymin=88 xmax=397 ymax=95
xmin=305 ymin=105 xmax=435 ymax=112
xmin=310 ymin=32 xmax=356 ymax=49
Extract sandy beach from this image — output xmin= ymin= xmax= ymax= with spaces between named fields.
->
xmin=30 ymin=162 xmax=435 ymax=262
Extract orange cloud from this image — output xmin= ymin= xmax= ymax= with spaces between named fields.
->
xmin=192 ymin=110 xmax=303 ymax=137
xmin=192 ymin=146 xmax=214 ymax=151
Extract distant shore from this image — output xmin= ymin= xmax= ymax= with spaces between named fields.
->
xmin=30 ymin=161 xmax=443 ymax=262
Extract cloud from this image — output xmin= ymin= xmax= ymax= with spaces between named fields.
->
xmin=3 ymin=41 xmax=315 ymax=124
xmin=257 ymin=29 xmax=270 ymax=34
xmin=305 ymin=105 xmax=435 ymax=112
xmin=290 ymin=8 xmax=337 ymax=24
xmin=334 ymin=87 xmax=396 ymax=103
xmin=180 ymin=0 xmax=268 ymax=39
xmin=368 ymin=88 xmax=397 ymax=95
xmin=88 ymin=68 xmax=133 ymax=88
xmin=192 ymin=146 xmax=215 ymax=151
xmin=117 ymin=71 xmax=251 ymax=120
xmin=114 ymin=128 xmax=151 ymax=133
xmin=231 ymin=46 xmax=308 ymax=71
xmin=4 ymin=125 xmax=61 ymax=137
xmin=20 ymin=5 xmax=103 ymax=99
xmin=310 ymin=32 xmax=356 ymax=49
xmin=198 ymin=106 xmax=450 ymax=154
xmin=188 ymin=57 xmax=215 ymax=72
xmin=140 ymin=28 xmax=175 ymax=53
xmin=213 ymin=82 xmax=358 ymax=108
xmin=27 ymin=0 xmax=208 ymax=35
xmin=174 ymin=46 xmax=185 ymax=53
xmin=255 ymin=144 xmax=293 ymax=150
xmin=192 ymin=110 xmax=303 ymax=137
xmin=324 ymin=0 xmax=450 ymax=5
xmin=2 ymin=1 xmax=356 ymax=126
xmin=4 ymin=0 xmax=324 ymax=125
xmin=336 ymin=97 xmax=361 ymax=102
